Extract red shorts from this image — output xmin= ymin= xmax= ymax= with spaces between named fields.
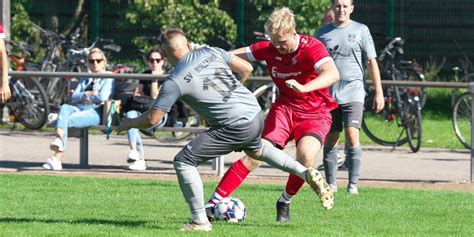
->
xmin=262 ymin=102 xmax=332 ymax=149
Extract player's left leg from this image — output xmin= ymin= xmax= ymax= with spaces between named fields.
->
xmin=276 ymin=135 xmax=322 ymax=222
xmin=275 ymin=113 xmax=332 ymax=222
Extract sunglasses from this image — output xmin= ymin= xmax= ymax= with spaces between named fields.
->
xmin=88 ymin=59 xmax=104 ymax=64
xmin=148 ymin=58 xmax=163 ymax=63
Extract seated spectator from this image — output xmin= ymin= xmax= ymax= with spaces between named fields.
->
xmin=43 ymin=48 xmax=115 ymax=170
xmin=0 ymin=23 xmax=11 ymax=104
xmin=123 ymin=48 xmax=163 ymax=170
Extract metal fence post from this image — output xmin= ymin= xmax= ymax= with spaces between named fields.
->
xmin=470 ymin=82 xmax=474 ymax=182
xmin=80 ymin=128 xmax=89 ymax=168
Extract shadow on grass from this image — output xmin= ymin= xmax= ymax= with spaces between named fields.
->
xmin=0 ymin=217 xmax=164 ymax=229
xmin=0 ymin=161 xmax=174 ymax=172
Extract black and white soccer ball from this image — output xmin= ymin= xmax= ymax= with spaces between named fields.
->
xmin=213 ymin=197 xmax=247 ymax=223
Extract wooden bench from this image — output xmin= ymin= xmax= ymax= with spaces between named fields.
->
xmin=66 ymin=125 xmax=225 ymax=176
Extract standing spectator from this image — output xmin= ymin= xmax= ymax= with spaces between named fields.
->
xmin=116 ymin=28 xmax=333 ymax=232
xmin=316 ymin=0 xmax=384 ymax=194
xmin=322 ymin=8 xmax=335 ymax=25
xmin=0 ymin=24 xmax=11 ymax=104
xmin=123 ymin=48 xmax=163 ymax=171
xmin=43 ymin=48 xmax=115 ymax=170
xmin=206 ymin=7 xmax=339 ymax=223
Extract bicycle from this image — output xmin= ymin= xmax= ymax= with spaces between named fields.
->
xmin=450 ymin=67 xmax=474 ymax=149
xmin=252 ymin=82 xmax=278 ymax=116
xmin=4 ymin=76 xmax=49 ymax=130
xmin=362 ymin=37 xmax=423 ymax=152
xmin=3 ymin=42 xmax=49 ymax=129
xmin=33 ymin=23 xmax=125 ymax=112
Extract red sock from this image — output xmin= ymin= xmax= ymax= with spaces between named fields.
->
xmin=285 ymin=174 xmax=305 ymax=195
xmin=214 ymin=159 xmax=250 ymax=198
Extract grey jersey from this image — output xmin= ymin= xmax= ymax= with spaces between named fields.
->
xmin=316 ymin=20 xmax=377 ymax=103
xmin=153 ymin=46 xmax=260 ymax=126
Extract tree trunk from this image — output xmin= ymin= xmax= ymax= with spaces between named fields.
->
xmin=61 ymin=0 xmax=85 ymax=36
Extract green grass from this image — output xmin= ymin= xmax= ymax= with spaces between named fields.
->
xmin=1 ymin=174 xmax=472 ymax=236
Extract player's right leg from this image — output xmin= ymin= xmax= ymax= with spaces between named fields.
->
xmin=323 ymin=108 xmax=343 ymax=192
xmin=342 ymin=102 xmax=364 ymax=195
xmin=323 ymin=132 xmax=341 ymax=192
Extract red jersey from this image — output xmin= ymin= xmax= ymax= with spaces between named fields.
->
xmin=248 ymin=34 xmax=338 ymax=113
xmin=0 ymin=24 xmax=5 ymax=39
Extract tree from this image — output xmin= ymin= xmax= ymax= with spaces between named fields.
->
xmin=125 ymin=0 xmax=237 ymax=51
xmin=249 ymin=0 xmax=332 ymax=36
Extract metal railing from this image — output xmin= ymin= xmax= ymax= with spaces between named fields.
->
xmin=8 ymin=71 xmax=474 ymax=182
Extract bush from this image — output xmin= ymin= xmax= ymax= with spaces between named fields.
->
xmin=125 ymin=0 xmax=237 ymax=51
xmin=249 ymin=0 xmax=332 ymax=36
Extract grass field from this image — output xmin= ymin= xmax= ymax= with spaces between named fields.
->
xmin=1 ymin=174 xmax=472 ymax=236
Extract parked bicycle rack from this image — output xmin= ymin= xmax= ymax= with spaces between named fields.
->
xmin=8 ymin=71 xmax=474 ymax=182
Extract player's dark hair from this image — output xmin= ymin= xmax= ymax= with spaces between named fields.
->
xmin=159 ymin=28 xmax=186 ymax=46
xmin=146 ymin=48 xmax=163 ymax=60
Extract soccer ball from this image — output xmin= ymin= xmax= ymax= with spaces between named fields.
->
xmin=213 ymin=197 xmax=247 ymax=223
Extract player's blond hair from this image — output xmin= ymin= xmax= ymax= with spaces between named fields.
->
xmin=264 ymin=7 xmax=296 ymax=35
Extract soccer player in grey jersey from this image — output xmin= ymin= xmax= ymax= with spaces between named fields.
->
xmin=316 ymin=0 xmax=384 ymax=194
xmin=116 ymin=28 xmax=334 ymax=232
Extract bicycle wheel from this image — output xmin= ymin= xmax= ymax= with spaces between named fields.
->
xmin=41 ymin=61 xmax=68 ymax=109
xmin=253 ymin=83 xmax=277 ymax=116
xmin=460 ymin=73 xmax=474 ymax=83
xmin=405 ymin=99 xmax=422 ymax=153
xmin=362 ymin=93 xmax=409 ymax=146
xmin=452 ymin=92 xmax=471 ymax=149
xmin=9 ymin=77 xmax=50 ymax=129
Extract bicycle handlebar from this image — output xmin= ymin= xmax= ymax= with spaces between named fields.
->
xmin=253 ymin=31 xmax=270 ymax=41
xmin=136 ymin=36 xmax=161 ymax=43
xmin=67 ymin=37 xmax=120 ymax=56
xmin=379 ymin=37 xmax=404 ymax=62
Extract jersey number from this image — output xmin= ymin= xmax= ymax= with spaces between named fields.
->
xmin=203 ymin=68 xmax=238 ymax=102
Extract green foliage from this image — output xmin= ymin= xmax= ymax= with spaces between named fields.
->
xmin=423 ymin=56 xmax=446 ymax=81
xmin=422 ymin=88 xmax=453 ymax=118
xmin=124 ymin=0 xmax=236 ymax=51
xmin=249 ymin=0 xmax=332 ymax=36
xmin=1 ymin=174 xmax=473 ymax=236
xmin=10 ymin=0 xmax=44 ymax=61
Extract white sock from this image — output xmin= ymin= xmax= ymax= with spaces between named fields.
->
xmin=278 ymin=191 xmax=293 ymax=204
xmin=208 ymin=192 xmax=223 ymax=205
xmin=192 ymin=212 xmax=210 ymax=225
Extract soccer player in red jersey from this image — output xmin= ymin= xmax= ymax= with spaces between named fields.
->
xmin=207 ymin=7 xmax=340 ymax=222
xmin=0 ymin=24 xmax=11 ymax=104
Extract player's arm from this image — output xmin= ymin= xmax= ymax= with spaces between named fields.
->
xmin=231 ymin=47 xmax=250 ymax=61
xmin=285 ymin=59 xmax=339 ymax=93
xmin=115 ymin=109 xmax=166 ymax=135
xmin=0 ymin=38 xmax=11 ymax=104
xmin=367 ymin=58 xmax=384 ymax=112
xmin=116 ymin=79 xmax=177 ymax=134
xmin=228 ymin=54 xmax=253 ymax=83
